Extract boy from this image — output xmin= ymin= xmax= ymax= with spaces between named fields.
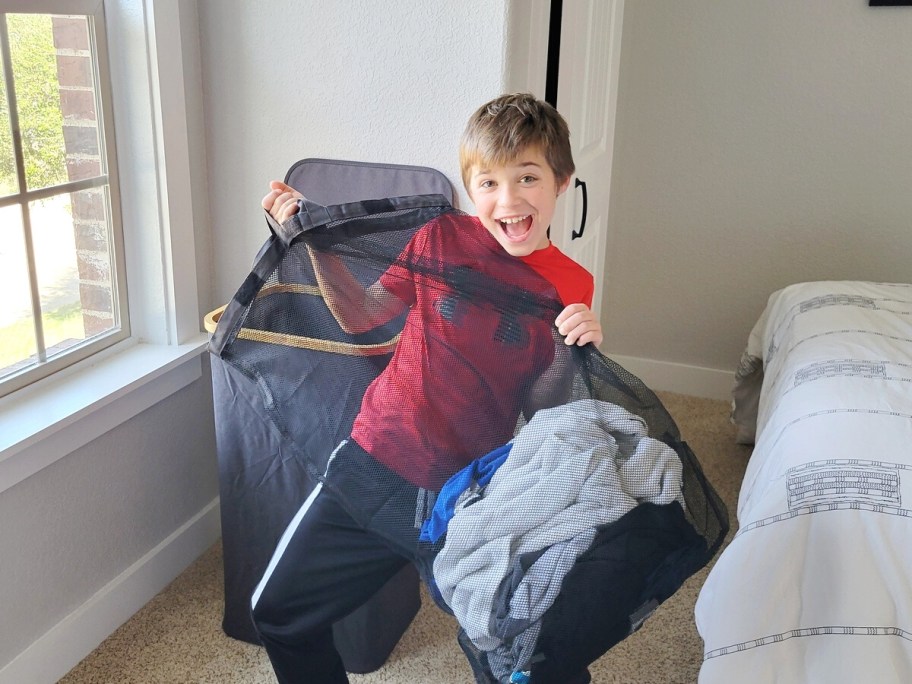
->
xmin=252 ymin=93 xmax=602 ymax=684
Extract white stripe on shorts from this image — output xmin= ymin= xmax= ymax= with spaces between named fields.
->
xmin=251 ymin=440 xmax=347 ymax=610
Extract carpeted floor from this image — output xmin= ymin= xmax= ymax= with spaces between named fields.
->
xmin=59 ymin=391 xmax=751 ymax=684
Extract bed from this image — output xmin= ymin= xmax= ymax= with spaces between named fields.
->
xmin=695 ymin=280 xmax=912 ymax=683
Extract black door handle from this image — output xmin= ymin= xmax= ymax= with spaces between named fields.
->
xmin=572 ymin=178 xmax=587 ymax=239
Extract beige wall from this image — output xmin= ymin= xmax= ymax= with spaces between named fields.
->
xmin=605 ymin=1 xmax=912 ymax=384
xmin=198 ymin=0 xmax=513 ymax=309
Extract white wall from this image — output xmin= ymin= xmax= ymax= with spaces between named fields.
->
xmin=201 ymin=2 xmax=912 ymax=399
xmin=605 ymin=1 xmax=912 ymax=390
xmin=0 ymin=368 xmax=218 ymax=678
xmin=3 ymin=3 xmax=523 ymax=680
xmin=198 ymin=0 xmax=513 ymax=309
xmin=11 ymin=2 xmax=910 ymax=679
xmin=0 ymin=3 xmax=219 ymax=681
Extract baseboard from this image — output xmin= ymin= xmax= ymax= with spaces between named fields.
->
xmin=0 ymin=497 xmax=221 ymax=684
xmin=607 ymin=354 xmax=734 ymax=401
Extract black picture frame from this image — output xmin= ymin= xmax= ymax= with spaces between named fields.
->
xmin=870 ymin=1 xmax=912 ymax=6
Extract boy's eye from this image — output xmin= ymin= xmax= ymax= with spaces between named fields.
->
xmin=520 ymin=175 xmax=537 ymax=184
xmin=478 ymin=180 xmax=495 ymax=189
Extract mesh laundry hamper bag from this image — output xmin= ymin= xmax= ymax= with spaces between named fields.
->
xmin=209 ymin=191 xmax=729 ymax=683
xmin=209 ymin=159 xmax=455 ymax=673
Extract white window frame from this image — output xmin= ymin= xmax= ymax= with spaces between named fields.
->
xmin=0 ymin=0 xmax=208 ymax=495
xmin=0 ymin=1 xmax=130 ymax=396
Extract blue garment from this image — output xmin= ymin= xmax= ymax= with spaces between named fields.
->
xmin=419 ymin=442 xmax=512 ymax=543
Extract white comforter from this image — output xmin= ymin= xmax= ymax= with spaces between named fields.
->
xmin=695 ymin=281 xmax=912 ymax=684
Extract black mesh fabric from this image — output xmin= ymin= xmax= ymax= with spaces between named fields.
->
xmin=210 ymin=193 xmax=728 ymax=683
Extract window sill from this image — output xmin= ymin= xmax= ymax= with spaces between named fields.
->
xmin=0 ymin=335 xmax=211 ymax=495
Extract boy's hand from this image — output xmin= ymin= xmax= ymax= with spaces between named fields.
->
xmin=555 ymin=303 xmax=603 ymax=347
xmin=262 ymin=180 xmax=303 ymax=223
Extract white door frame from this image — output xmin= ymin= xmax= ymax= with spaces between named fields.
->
xmin=506 ymin=0 xmax=625 ymax=323
xmin=504 ymin=0 xmax=552 ymax=97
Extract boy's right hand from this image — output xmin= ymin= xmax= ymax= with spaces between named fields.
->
xmin=262 ymin=180 xmax=303 ymax=223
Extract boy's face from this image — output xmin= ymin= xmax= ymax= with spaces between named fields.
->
xmin=467 ymin=147 xmax=571 ymax=257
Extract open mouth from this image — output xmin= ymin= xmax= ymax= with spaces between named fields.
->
xmin=497 ymin=215 xmax=533 ymax=242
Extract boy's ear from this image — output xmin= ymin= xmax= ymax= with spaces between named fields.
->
xmin=557 ymin=176 xmax=572 ymax=196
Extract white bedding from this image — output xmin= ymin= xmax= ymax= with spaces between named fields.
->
xmin=695 ymin=281 xmax=912 ymax=684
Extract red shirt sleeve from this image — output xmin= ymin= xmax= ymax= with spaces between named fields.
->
xmin=519 ymin=243 xmax=594 ymax=308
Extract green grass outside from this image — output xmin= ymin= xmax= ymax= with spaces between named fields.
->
xmin=0 ymin=302 xmax=85 ymax=371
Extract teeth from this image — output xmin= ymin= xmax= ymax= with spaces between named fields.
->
xmin=500 ymin=216 xmax=529 ymax=224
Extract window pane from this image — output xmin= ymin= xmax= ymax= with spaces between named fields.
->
xmin=0 ymin=44 xmax=18 ymax=197
xmin=0 ymin=9 xmax=127 ymax=397
xmin=9 ymin=14 xmax=101 ymax=191
xmin=32 ymin=189 xmax=117 ymax=356
xmin=0 ymin=204 xmax=37 ymax=378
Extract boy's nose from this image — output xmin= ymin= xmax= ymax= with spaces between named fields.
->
xmin=497 ymin=186 xmax=520 ymax=208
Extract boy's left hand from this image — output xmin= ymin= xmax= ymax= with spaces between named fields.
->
xmin=556 ymin=303 xmax=603 ymax=347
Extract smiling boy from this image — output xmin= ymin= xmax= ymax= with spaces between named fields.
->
xmin=252 ymin=93 xmax=602 ymax=684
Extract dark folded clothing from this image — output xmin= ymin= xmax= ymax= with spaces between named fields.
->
xmin=529 ymin=501 xmax=706 ymax=682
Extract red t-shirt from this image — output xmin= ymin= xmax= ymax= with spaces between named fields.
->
xmin=350 ymin=213 xmax=594 ymax=490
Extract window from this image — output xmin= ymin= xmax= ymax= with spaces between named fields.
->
xmin=0 ymin=5 xmax=126 ymax=397
xmin=0 ymin=0 xmax=208 ymax=495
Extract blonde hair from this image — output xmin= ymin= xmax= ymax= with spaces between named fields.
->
xmin=459 ymin=93 xmax=575 ymax=191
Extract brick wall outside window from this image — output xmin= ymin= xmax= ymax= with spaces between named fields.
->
xmin=52 ymin=15 xmax=113 ymax=337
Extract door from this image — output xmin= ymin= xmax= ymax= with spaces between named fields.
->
xmin=550 ymin=0 xmax=624 ymax=319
